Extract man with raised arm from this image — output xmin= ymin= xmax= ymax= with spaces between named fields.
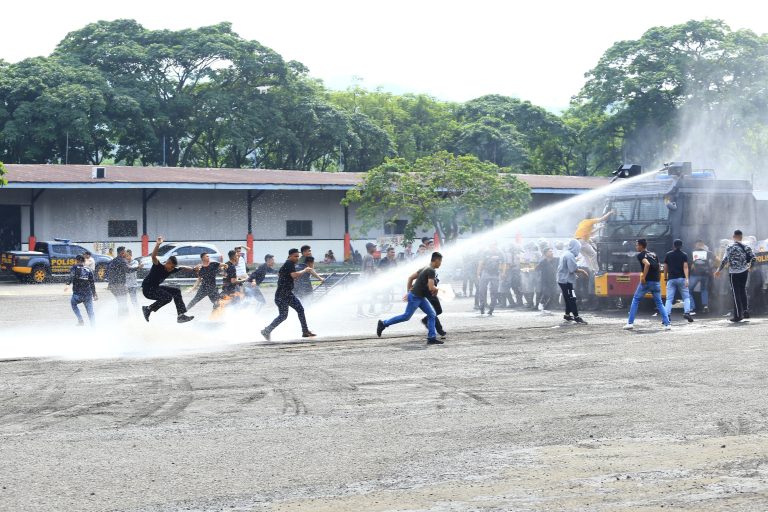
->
xmin=141 ymin=237 xmax=195 ymax=323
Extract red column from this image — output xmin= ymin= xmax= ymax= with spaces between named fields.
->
xmin=246 ymin=233 xmax=254 ymax=265
xmin=344 ymin=232 xmax=351 ymax=262
xmin=28 ymin=235 xmax=36 ymax=251
xmin=433 ymin=232 xmax=441 ymax=250
xmin=141 ymin=234 xmax=149 ymax=256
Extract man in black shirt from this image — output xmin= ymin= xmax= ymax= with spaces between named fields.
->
xmin=663 ymin=239 xmax=694 ymax=322
xmin=141 ymin=237 xmax=194 ymax=323
xmin=377 ymin=252 xmax=443 ymax=345
xmin=186 ymin=252 xmax=225 ymax=312
xmin=624 ymin=239 xmax=670 ymax=330
xmin=260 ymin=248 xmax=316 ymax=341
xmin=221 ymin=250 xmax=244 ymax=297
xmin=66 ymin=254 xmax=98 ymax=326
xmin=246 ymin=253 xmax=276 ymax=308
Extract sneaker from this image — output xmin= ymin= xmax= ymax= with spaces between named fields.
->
xmin=702 ymin=306 xmax=709 ymax=314
xmin=683 ymin=313 xmax=694 ymax=323
xmin=622 ymin=323 xmax=634 ymax=330
xmin=564 ymin=314 xmax=574 ymax=322
xmin=729 ymin=317 xmax=742 ymax=323
xmin=376 ymin=320 xmax=385 ymax=337
xmin=479 ymin=306 xmax=485 ymax=315
xmin=142 ymin=306 xmax=151 ymax=322
xmin=744 ymin=311 xmax=751 ymax=319
xmin=664 ymin=324 xmax=672 ymax=330
xmin=574 ymin=316 xmax=588 ymax=325
xmin=437 ymin=329 xmax=447 ymax=338
xmin=177 ymin=314 xmax=194 ymax=323
xmin=302 ymin=331 xmax=317 ymax=338
xmin=426 ymin=338 xmax=444 ymax=345
xmin=76 ymin=321 xmax=85 ymax=327
xmin=261 ymin=328 xmax=271 ymax=341
xmin=488 ymin=308 xmax=494 ymax=316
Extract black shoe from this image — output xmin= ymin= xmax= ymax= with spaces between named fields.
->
xmin=427 ymin=338 xmax=444 ymax=345
xmin=376 ymin=320 xmax=385 ymax=337
xmin=437 ymin=330 xmax=447 ymax=338
xmin=302 ymin=331 xmax=317 ymax=338
xmin=574 ymin=316 xmax=588 ymax=324
xmin=479 ymin=306 xmax=485 ymax=315
xmin=729 ymin=317 xmax=742 ymax=323
xmin=488 ymin=308 xmax=494 ymax=316
xmin=142 ymin=306 xmax=151 ymax=322
xmin=564 ymin=314 xmax=574 ymax=322
xmin=744 ymin=311 xmax=751 ymax=319
xmin=683 ymin=313 xmax=694 ymax=323
xmin=261 ymin=328 xmax=271 ymax=341
xmin=177 ymin=314 xmax=194 ymax=323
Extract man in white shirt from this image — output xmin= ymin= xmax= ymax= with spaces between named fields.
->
xmin=235 ymin=246 xmax=248 ymax=278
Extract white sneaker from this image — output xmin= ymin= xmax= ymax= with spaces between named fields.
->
xmin=622 ymin=323 xmax=634 ymax=330
xmin=664 ymin=324 xmax=672 ymax=331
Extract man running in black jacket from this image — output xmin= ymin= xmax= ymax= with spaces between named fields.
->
xmin=141 ymin=237 xmax=195 ymax=323
xmin=260 ymin=249 xmax=316 ymax=341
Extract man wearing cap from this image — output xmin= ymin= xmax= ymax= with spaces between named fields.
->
xmin=663 ymin=239 xmax=694 ymax=323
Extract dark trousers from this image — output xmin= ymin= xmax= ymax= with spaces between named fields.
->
xmin=729 ymin=271 xmax=749 ymax=319
xmin=265 ymin=293 xmax=308 ymax=334
xmin=143 ymin=285 xmax=187 ymax=316
xmin=187 ymin=286 xmax=219 ymax=311
xmin=559 ymin=282 xmax=579 ymax=317
xmin=422 ymin=295 xmax=445 ymax=334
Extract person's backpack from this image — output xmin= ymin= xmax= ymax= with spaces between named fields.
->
xmin=645 ymin=251 xmax=660 ymax=271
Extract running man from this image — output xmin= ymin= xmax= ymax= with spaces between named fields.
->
xmin=65 ymin=254 xmax=98 ymax=326
xmin=663 ymin=239 xmax=694 ymax=322
xmin=141 ymin=237 xmax=195 ymax=323
xmin=246 ymin=254 xmax=277 ymax=308
xmin=260 ymin=249 xmax=317 ymax=341
xmin=187 ymin=252 xmax=225 ymax=312
xmin=377 ymin=251 xmax=443 ymax=345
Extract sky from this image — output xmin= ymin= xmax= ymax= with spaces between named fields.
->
xmin=1 ymin=0 xmax=764 ymax=112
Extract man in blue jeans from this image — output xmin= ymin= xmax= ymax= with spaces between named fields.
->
xmin=623 ymin=239 xmax=671 ymax=330
xmin=377 ymin=252 xmax=442 ymax=345
xmin=663 ymin=239 xmax=694 ymax=323
xmin=689 ymin=240 xmax=714 ymax=314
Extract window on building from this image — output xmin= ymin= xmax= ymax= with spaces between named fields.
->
xmin=384 ymin=220 xmax=408 ymax=235
xmin=287 ymin=220 xmax=313 ymax=237
xmin=108 ymin=220 xmax=138 ymax=238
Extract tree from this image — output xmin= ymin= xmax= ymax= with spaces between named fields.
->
xmin=342 ymin=151 xmax=530 ymax=244
xmin=55 ymin=20 xmax=289 ymax=166
xmin=575 ymin=19 xmax=768 ymax=169
xmin=0 ymin=161 xmax=7 ymax=187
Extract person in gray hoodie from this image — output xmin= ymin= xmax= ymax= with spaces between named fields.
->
xmin=557 ymin=239 xmax=588 ymax=324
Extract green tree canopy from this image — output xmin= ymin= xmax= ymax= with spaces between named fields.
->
xmin=342 ymin=151 xmax=531 ymax=243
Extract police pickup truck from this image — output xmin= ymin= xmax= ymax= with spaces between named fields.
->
xmin=0 ymin=239 xmax=112 ymax=283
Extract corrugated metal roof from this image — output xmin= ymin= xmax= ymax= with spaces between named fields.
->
xmin=2 ymin=164 xmax=609 ymax=192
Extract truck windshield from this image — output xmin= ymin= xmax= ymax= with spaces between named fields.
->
xmin=603 ymin=197 xmax=670 ymax=238
xmin=156 ymin=244 xmax=177 ymax=256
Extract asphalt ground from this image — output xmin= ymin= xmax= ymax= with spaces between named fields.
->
xmin=1 ymin=283 xmax=768 ymax=511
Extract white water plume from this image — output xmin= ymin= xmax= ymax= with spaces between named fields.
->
xmin=0 ymin=171 xmax=658 ymax=360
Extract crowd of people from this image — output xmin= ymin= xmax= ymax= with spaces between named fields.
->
xmin=63 ymin=221 xmax=767 ymax=341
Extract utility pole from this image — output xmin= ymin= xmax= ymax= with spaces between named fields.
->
xmin=65 ymin=132 xmax=69 ymax=165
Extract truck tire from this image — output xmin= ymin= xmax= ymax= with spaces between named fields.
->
xmin=95 ymin=264 xmax=108 ymax=282
xmin=31 ymin=264 xmax=49 ymax=284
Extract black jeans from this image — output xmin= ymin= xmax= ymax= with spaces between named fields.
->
xmin=729 ymin=270 xmax=749 ymax=319
xmin=558 ymin=282 xmax=579 ymax=317
xmin=187 ymin=286 xmax=219 ymax=311
xmin=422 ymin=295 xmax=445 ymax=334
xmin=265 ymin=293 xmax=309 ymax=334
xmin=143 ymin=285 xmax=187 ymax=316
